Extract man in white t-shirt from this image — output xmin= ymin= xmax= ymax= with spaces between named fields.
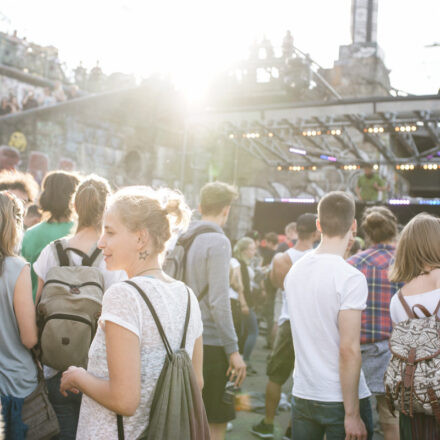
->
xmin=285 ymin=192 xmax=373 ymax=440
xmin=251 ymin=213 xmax=319 ymax=440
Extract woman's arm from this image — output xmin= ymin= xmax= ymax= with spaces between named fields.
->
xmin=60 ymin=321 xmax=141 ymax=417
xmin=191 ymin=336 xmax=204 ymax=391
xmin=14 ymin=265 xmax=38 ymax=349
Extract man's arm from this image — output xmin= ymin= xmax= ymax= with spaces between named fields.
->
xmin=338 ymin=309 xmax=367 ymax=440
xmin=270 ymin=252 xmax=292 ymax=289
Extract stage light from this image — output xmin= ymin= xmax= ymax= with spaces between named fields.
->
xmin=379 ymin=127 xmax=384 ymax=133
xmin=229 ymin=134 xmax=234 ymax=139
xmin=311 ymin=166 xmax=317 ymax=171
xmin=289 ymin=147 xmax=307 ymax=155
xmin=317 ymin=131 xmax=322 ymax=136
xmin=280 ymin=198 xmax=315 ymax=204
xmin=268 ymin=132 xmax=274 ymax=137
xmin=288 ymin=166 xmax=294 ymax=171
xmin=277 ymin=165 xmax=283 ymax=171
xmin=389 ymin=199 xmax=410 ymax=205
xmin=396 ymin=165 xmax=400 ymax=170
xmin=373 ymin=164 xmax=379 ymax=170
xmin=320 ymin=154 xmax=337 ymax=162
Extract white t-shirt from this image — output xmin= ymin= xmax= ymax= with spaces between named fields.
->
xmin=229 ymin=258 xmax=241 ymax=300
xmin=33 ymin=240 xmax=126 ymax=292
xmin=278 ymin=248 xmax=309 ymax=326
xmin=390 ymin=289 xmax=440 ymax=323
xmin=76 ymin=277 xmax=203 ymax=440
xmin=285 ymin=251 xmax=371 ymax=402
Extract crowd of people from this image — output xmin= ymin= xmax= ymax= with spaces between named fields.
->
xmin=0 ymin=82 xmax=80 ymax=116
xmin=0 ymin=167 xmax=439 ymax=440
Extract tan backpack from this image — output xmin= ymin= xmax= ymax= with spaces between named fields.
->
xmin=37 ymin=239 xmax=104 ymax=371
xmin=384 ymin=291 xmax=440 ymax=422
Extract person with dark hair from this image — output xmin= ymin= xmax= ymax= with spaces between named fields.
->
xmin=21 ymin=170 xmax=80 ymax=299
xmin=33 ymin=175 xmax=125 ymax=439
xmin=0 ymin=192 xmax=38 ymax=439
xmin=347 ymin=206 xmax=400 ymax=440
xmin=286 ymin=192 xmax=373 ymax=439
xmin=0 ymin=170 xmax=39 ymax=206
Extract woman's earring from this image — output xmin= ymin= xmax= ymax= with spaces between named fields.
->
xmin=139 ymin=250 xmax=149 ymax=260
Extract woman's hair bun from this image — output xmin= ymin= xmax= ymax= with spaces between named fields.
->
xmin=361 ymin=206 xmax=397 ymax=244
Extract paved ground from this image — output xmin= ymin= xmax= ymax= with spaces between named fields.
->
xmin=225 ymin=334 xmax=384 ymax=440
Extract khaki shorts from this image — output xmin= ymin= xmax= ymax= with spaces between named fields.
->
xmin=266 ymin=320 xmax=294 ymax=385
xmin=376 ymin=394 xmax=399 ymax=426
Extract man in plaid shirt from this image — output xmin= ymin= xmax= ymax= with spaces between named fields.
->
xmin=347 ymin=206 xmax=401 ymax=440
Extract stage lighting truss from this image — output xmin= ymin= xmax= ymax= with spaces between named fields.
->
xmin=396 ymin=163 xmax=439 ymax=171
xmin=343 ymin=164 xmax=360 ymax=170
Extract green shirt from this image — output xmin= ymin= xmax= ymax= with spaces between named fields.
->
xmin=21 ymin=221 xmax=74 ymax=300
xmin=357 ymin=174 xmax=386 ymax=202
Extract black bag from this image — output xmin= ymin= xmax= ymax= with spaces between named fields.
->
xmin=116 ymin=280 xmax=210 ymax=440
xmin=163 ymin=225 xmax=218 ymax=302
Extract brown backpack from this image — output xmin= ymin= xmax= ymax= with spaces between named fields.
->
xmin=384 ymin=291 xmax=440 ymax=422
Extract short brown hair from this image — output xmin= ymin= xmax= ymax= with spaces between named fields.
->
xmin=389 ymin=213 xmax=440 ymax=283
xmin=361 ymin=206 xmax=397 ymax=244
xmin=265 ymin=232 xmax=278 ymax=245
xmin=318 ymin=191 xmax=355 ymax=237
xmin=39 ymin=171 xmax=80 ymax=222
xmin=200 ymin=181 xmax=238 ymax=216
xmin=74 ymin=175 xmax=111 ymax=231
xmin=0 ymin=170 xmax=39 ymax=203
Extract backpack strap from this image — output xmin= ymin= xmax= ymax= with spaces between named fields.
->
xmin=124 ymin=280 xmax=173 ymax=359
xmin=412 ymin=304 xmax=432 ymax=318
xmin=54 ymin=240 xmax=70 ymax=267
xmin=117 ymin=414 xmax=124 ymax=440
xmin=398 ymin=290 xmax=415 ymax=319
xmin=180 ymin=288 xmax=191 ymax=349
xmin=63 ymin=246 xmax=102 ymax=267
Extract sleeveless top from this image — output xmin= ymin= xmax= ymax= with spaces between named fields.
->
xmin=0 ymin=256 xmax=38 ymax=398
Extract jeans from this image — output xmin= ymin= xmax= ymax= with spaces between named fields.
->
xmin=291 ymin=396 xmax=374 ymax=440
xmin=46 ymin=372 xmax=82 ymax=440
xmin=242 ymin=308 xmax=258 ymax=362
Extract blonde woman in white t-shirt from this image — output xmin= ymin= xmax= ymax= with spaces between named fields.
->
xmin=34 ymin=175 xmax=126 ymax=440
xmin=59 ymin=186 xmax=204 ymax=439
xmin=389 ymin=213 xmax=440 ymax=438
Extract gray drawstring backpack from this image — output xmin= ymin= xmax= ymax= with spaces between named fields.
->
xmin=117 ymin=280 xmax=210 ymax=440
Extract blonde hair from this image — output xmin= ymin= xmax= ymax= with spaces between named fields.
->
xmin=0 ymin=191 xmax=24 ymax=274
xmin=389 ymin=213 xmax=440 ymax=283
xmin=233 ymin=237 xmax=255 ymax=263
xmin=110 ymin=186 xmax=191 ymax=254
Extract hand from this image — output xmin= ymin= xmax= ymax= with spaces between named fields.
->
xmin=241 ymin=303 xmax=249 ymax=315
xmin=344 ymin=414 xmax=367 ymax=440
xmin=60 ymin=366 xmax=85 ymax=397
xmin=227 ymin=352 xmax=246 ymax=387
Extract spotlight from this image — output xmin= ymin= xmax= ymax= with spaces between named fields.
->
xmin=289 ymin=147 xmax=307 ymax=155
xmin=268 ymin=132 xmax=274 ymax=137
xmin=229 ymin=134 xmax=234 ymax=139
xmin=373 ymin=164 xmax=379 ymax=170
xmin=277 ymin=165 xmax=283 ymax=171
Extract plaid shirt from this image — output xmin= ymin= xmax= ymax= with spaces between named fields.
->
xmin=348 ymin=244 xmax=401 ymax=344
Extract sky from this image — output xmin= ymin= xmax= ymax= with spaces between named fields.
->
xmin=0 ymin=0 xmax=438 ymax=99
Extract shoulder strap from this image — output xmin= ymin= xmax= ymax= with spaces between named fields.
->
xmin=434 ymin=299 xmax=440 ymax=317
xmin=117 ymin=415 xmax=124 ymax=440
xmin=124 ymin=280 xmax=173 ymax=359
xmin=180 ymin=288 xmax=191 ymax=348
xmin=63 ymin=246 xmax=102 ymax=267
xmin=398 ymin=290 xmax=415 ymax=319
xmin=54 ymin=240 xmax=70 ymax=267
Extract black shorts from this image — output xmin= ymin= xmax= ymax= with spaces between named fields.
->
xmin=202 ymin=345 xmax=235 ymax=424
xmin=266 ymin=320 xmax=295 ymax=385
